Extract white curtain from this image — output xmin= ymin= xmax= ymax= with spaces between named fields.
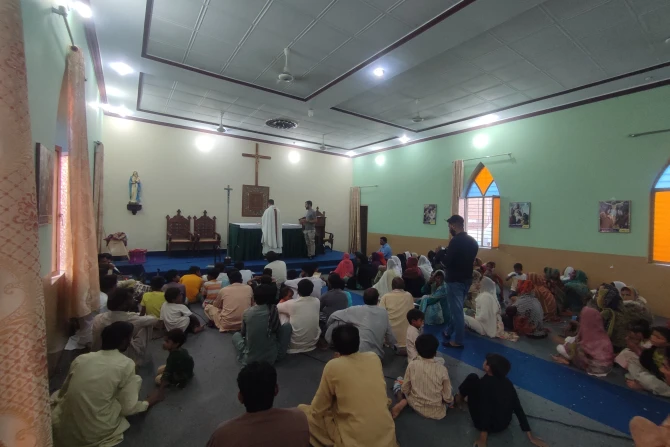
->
xmin=451 ymin=159 xmax=464 ymax=216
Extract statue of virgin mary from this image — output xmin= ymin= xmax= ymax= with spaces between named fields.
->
xmin=129 ymin=171 xmax=141 ymax=203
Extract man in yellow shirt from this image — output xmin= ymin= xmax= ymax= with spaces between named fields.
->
xmin=140 ymin=276 xmax=166 ymax=318
xmin=180 ymin=266 xmax=204 ymax=304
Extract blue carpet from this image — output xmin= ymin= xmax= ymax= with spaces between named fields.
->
xmin=347 ymin=289 xmax=669 ymax=434
xmin=115 ymin=250 xmax=345 ymax=277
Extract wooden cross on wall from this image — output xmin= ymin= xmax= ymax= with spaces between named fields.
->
xmin=242 ymin=143 xmax=271 ymax=186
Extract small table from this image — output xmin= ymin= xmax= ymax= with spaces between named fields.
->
xmin=227 ymin=223 xmax=324 ymax=261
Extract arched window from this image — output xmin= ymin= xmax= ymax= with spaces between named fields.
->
xmin=459 ymin=164 xmax=500 ymax=248
xmin=652 ymin=164 xmax=670 ymax=263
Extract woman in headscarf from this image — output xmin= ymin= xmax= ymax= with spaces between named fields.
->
xmin=563 ymin=269 xmax=590 ymax=313
xmin=507 ymin=280 xmax=547 ymax=338
xmin=528 ymin=272 xmax=558 ymax=321
xmin=332 ymin=253 xmax=354 ymax=281
xmin=544 ymin=267 xmax=566 ymax=312
xmin=418 ymin=270 xmax=449 ymax=326
xmin=417 ymin=255 xmax=433 ymax=282
xmin=560 ymin=266 xmax=575 ymax=283
xmin=370 ymin=252 xmax=383 ymax=270
xmin=612 ymin=281 xmax=626 ymax=293
xmin=597 ymin=283 xmax=628 ymax=352
xmin=396 ymin=253 xmax=407 ymax=273
xmin=402 ymin=257 xmax=426 ymax=298
xmin=465 ymin=270 xmax=483 ymax=310
xmin=372 ymin=257 xmax=401 ymax=297
xmin=427 ymin=250 xmax=436 ymax=266
xmin=621 ymin=285 xmax=654 ymax=324
xmin=349 ymin=252 xmax=376 ymax=290
xmin=552 ymin=307 xmax=614 ymax=377
xmin=464 ymin=277 xmax=503 ymax=338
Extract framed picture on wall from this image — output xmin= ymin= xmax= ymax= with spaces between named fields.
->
xmin=599 ymin=200 xmax=631 ymax=233
xmin=509 ymin=202 xmax=530 ymax=229
xmin=35 ymin=143 xmax=55 ymax=226
xmin=423 ymin=204 xmax=437 ymax=225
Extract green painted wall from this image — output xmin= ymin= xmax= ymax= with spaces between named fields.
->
xmin=21 ymin=0 xmax=103 ymax=276
xmin=353 ymin=86 xmax=670 ymax=257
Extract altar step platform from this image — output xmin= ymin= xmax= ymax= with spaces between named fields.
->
xmin=114 ymin=249 xmax=346 ymax=278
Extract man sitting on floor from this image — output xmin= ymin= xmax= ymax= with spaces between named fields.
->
xmin=233 ymin=284 xmax=291 ymax=366
xmin=299 ymin=324 xmax=399 ymax=447
xmin=235 ymin=261 xmax=254 ymax=284
xmin=140 ymin=276 xmax=166 ymax=319
xmin=162 ymin=269 xmax=187 ymax=297
xmin=180 ymin=266 xmax=204 ymax=304
xmin=284 ymin=263 xmax=326 ymax=298
xmin=52 ymin=322 xmax=163 ymax=447
xmin=205 ymin=270 xmax=254 ymax=332
xmin=207 ymin=362 xmax=310 ymax=447
xmin=92 ymin=288 xmax=158 ymax=366
xmin=277 ymin=279 xmax=321 ymax=354
xmin=325 ymin=288 xmax=397 ymax=359
xmin=379 ymin=277 xmax=415 ymax=353
xmin=455 ymin=353 xmax=547 ymax=447
xmin=265 ymin=251 xmax=288 ymax=283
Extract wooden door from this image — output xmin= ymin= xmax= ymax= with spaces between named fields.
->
xmin=360 ymin=205 xmax=368 ymax=255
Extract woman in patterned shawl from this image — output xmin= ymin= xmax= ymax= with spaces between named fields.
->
xmin=528 ymin=272 xmax=558 ymax=321
xmin=563 ymin=269 xmax=590 ymax=313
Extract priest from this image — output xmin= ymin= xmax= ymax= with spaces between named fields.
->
xmin=261 ymin=199 xmax=282 ymax=255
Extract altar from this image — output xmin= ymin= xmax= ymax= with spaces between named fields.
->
xmin=227 ymin=223 xmax=324 ymax=261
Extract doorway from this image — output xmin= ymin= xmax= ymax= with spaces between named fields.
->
xmin=360 ymin=205 xmax=368 ymax=255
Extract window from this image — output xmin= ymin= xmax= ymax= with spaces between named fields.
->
xmin=652 ymin=164 xmax=670 ymax=263
xmin=56 ymin=148 xmax=69 ymax=273
xmin=459 ymin=164 xmax=500 ymax=248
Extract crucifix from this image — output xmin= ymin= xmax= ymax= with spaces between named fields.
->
xmin=224 ymin=184 xmax=233 ymax=247
xmin=242 ymin=143 xmax=271 ymax=186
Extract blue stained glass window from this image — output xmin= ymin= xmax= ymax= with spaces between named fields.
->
xmin=655 ymin=165 xmax=670 ymax=189
xmin=485 ymin=181 xmax=499 ymax=196
xmin=467 ymin=183 xmax=482 ymax=197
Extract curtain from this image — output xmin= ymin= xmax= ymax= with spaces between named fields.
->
xmin=451 ymin=159 xmax=464 ymax=216
xmin=61 ymin=48 xmax=100 ymax=319
xmin=0 ymin=1 xmax=52 ymax=445
xmin=93 ymin=142 xmax=105 ymax=252
xmin=348 ymin=187 xmax=361 ymax=253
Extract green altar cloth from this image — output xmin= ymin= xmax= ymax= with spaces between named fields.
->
xmin=228 ymin=223 xmax=324 ymax=261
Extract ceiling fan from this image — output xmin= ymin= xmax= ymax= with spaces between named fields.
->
xmin=216 ymin=111 xmax=226 ymax=133
xmin=277 ymin=48 xmax=295 ymax=84
xmin=411 ymin=99 xmax=425 ymax=123
xmin=319 ymin=134 xmax=328 ymax=150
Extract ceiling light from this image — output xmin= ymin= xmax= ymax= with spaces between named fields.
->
xmin=110 ymin=62 xmax=134 ymax=76
xmin=475 ymin=114 xmax=499 ymax=125
xmin=665 ymin=37 xmax=670 ymax=44
xmin=375 ymin=155 xmax=385 ymax=166
xmin=288 ymin=151 xmax=301 ymax=164
xmin=472 ymin=133 xmax=489 ymax=149
xmin=398 ymin=135 xmax=411 ymax=144
xmin=373 ymin=67 xmax=385 ymax=77
xmin=71 ymin=1 xmax=92 ymax=18
xmin=346 ymin=151 xmax=355 ymax=157
xmin=105 ymin=86 xmax=123 ymax=97
xmin=195 ymin=136 xmax=215 ymax=153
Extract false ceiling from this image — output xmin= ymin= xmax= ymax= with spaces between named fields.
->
xmin=92 ymin=0 xmax=670 ymax=156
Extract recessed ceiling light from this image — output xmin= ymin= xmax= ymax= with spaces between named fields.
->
xmin=472 ymin=133 xmax=489 ymax=149
xmin=288 ymin=151 xmax=301 ymax=164
xmin=474 ymin=114 xmax=499 ymax=125
xmin=373 ymin=67 xmax=385 ymax=77
xmin=398 ymin=135 xmax=411 ymax=144
xmin=71 ymin=1 xmax=92 ymax=18
xmin=346 ymin=151 xmax=355 ymax=157
xmin=375 ymin=155 xmax=385 ymax=166
xmin=106 ymin=86 xmax=123 ymax=97
xmin=110 ymin=62 xmax=134 ymax=76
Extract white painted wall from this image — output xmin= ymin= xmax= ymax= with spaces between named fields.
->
xmin=102 ymin=116 xmax=352 ymax=253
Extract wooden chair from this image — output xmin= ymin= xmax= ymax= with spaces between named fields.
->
xmin=166 ymin=210 xmax=194 ymax=255
xmin=194 ymin=210 xmax=221 ymax=254
xmin=315 ymin=207 xmax=334 ymax=251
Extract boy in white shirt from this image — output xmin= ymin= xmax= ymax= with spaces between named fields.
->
xmin=406 ymin=308 xmax=425 ymax=362
xmin=160 ymin=288 xmax=204 ymax=334
xmin=506 ymin=263 xmax=527 ymax=297
xmin=284 ymin=264 xmax=325 ymax=298
xmin=277 ymin=279 xmax=321 ymax=353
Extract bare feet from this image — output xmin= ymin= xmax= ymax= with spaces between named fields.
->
xmin=551 ymin=354 xmax=570 ymax=365
xmin=453 ymin=393 xmax=465 ymax=410
xmin=626 ymin=379 xmax=644 ymax=391
xmin=391 ymin=399 xmax=407 ymax=419
xmin=193 ymin=326 xmax=205 ymax=334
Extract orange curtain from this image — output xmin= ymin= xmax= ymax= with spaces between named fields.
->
xmin=0 ymin=1 xmax=52 ymax=445
xmin=93 ymin=142 xmax=105 ymax=252
xmin=61 ymin=48 xmax=100 ymax=319
xmin=451 ymin=159 xmax=463 ymax=216
xmin=349 ymin=187 xmax=361 ymax=253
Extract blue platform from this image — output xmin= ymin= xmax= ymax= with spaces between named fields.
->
xmin=114 ymin=250 xmax=346 ymax=277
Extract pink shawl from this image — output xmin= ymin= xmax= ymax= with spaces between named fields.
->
xmin=334 ymin=253 xmax=354 ymax=278
xmin=577 ymin=307 xmax=614 ymax=363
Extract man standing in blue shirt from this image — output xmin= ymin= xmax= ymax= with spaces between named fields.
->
xmin=379 ymin=237 xmax=392 ymax=260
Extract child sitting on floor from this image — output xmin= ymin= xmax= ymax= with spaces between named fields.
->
xmin=406 ymin=308 xmax=424 ymax=362
xmin=392 ymin=334 xmax=452 ymax=420
xmin=506 ymin=263 xmax=527 ymax=298
xmin=140 ymin=276 xmax=166 ymax=319
xmin=160 ymin=288 xmax=204 ymax=335
xmin=156 ymin=329 xmax=194 ymax=389
xmin=615 ymin=320 xmax=652 ymax=370
xmin=200 ymin=269 xmax=222 ymax=307
xmin=626 ymin=327 xmax=670 ymax=397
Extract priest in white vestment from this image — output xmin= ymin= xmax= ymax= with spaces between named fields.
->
xmin=261 ymin=199 xmax=282 ymax=255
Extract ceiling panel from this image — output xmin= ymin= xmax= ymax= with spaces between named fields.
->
xmin=152 ymin=0 xmax=202 ymax=29
xmin=323 ymin=0 xmax=381 ymax=35
xmin=149 ymin=18 xmax=194 ymax=49
xmin=389 ymin=0 xmax=458 ymax=28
